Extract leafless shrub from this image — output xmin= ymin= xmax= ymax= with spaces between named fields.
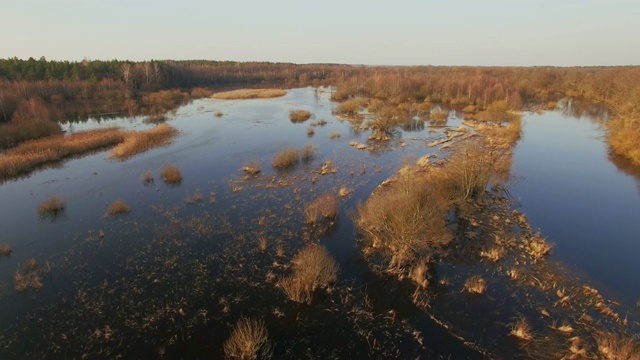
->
xmin=223 ymin=317 xmax=272 ymax=360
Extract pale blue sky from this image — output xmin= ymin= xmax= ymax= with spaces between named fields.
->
xmin=2 ymin=0 xmax=639 ymax=66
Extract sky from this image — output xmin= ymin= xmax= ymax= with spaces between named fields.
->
xmin=2 ymin=0 xmax=639 ymax=66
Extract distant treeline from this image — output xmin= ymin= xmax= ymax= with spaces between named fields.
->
xmin=0 ymin=58 xmax=638 ymax=165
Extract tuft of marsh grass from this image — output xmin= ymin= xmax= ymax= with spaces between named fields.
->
xmin=109 ymin=124 xmax=178 ymax=160
xmin=596 ymin=331 xmax=640 ymax=360
xmin=410 ymin=257 xmax=430 ymax=289
xmin=464 ymin=275 xmax=487 ymax=294
xmin=14 ymin=258 xmax=42 ymax=292
xmin=107 ymin=200 xmax=130 ymax=216
xmin=526 ymin=232 xmax=552 ymax=262
xmin=329 ymin=131 xmax=341 ymax=139
xmin=316 ymin=119 xmax=328 ymax=126
xmin=278 ymin=244 xmax=339 ymax=304
xmin=289 ymin=109 xmax=313 ymax=123
xmin=223 ymin=317 xmax=272 ymax=360
xmin=303 ymin=194 xmax=339 ymax=224
xmin=38 ymin=196 xmax=65 ymax=217
xmin=0 ymin=128 xmax=125 ymax=181
xmin=0 ymin=244 xmax=12 ymax=257
xmin=272 ymin=148 xmax=299 ymax=170
xmin=257 ymin=234 xmax=268 ymax=253
xmin=214 ymin=110 xmax=224 ymax=118
xmin=306 ymin=127 xmax=315 ymax=137
xmin=212 ymin=88 xmax=286 ymax=100
xmin=508 ymin=316 xmax=533 ymax=341
xmin=241 ymin=161 xmax=261 ymax=175
xmin=160 ymin=164 xmax=182 ymax=184
xmin=480 ymin=247 xmax=505 ymax=262
xmin=184 ymin=190 xmax=204 ymax=204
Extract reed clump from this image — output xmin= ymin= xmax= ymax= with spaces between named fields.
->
xmin=608 ymin=116 xmax=640 ymax=166
xmin=509 ymin=317 xmax=533 ymax=341
xmin=212 ymin=88 xmax=286 ymax=100
xmin=223 ymin=317 xmax=272 ymax=360
xmin=38 ymin=196 xmax=65 ymax=217
xmin=272 ymin=148 xmax=299 ymax=170
xmin=109 ymin=124 xmax=178 ymax=160
xmin=595 ymin=331 xmax=640 ymax=360
xmin=289 ymin=109 xmax=313 ymax=123
xmin=304 ymin=194 xmax=339 ymax=224
xmin=160 ymin=164 xmax=182 ymax=184
xmin=278 ymin=244 xmax=339 ymax=304
xmin=0 ymin=128 xmax=125 ymax=181
xmin=107 ymin=200 xmax=130 ymax=215
xmin=464 ymin=275 xmax=487 ymax=294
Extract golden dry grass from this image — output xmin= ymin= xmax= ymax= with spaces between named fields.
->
xmin=289 ymin=109 xmax=313 ymax=123
xmin=278 ymin=244 xmax=339 ymax=304
xmin=38 ymin=196 xmax=65 ymax=216
xmin=464 ymin=275 xmax=487 ymax=294
xmin=0 ymin=119 xmax=61 ymax=149
xmin=508 ymin=317 xmax=533 ymax=341
xmin=608 ymin=116 xmax=640 ymax=166
xmin=0 ymin=244 xmax=12 ymax=257
xmin=14 ymin=258 xmax=43 ymax=292
xmin=525 ymin=232 xmax=552 ymax=262
xmin=304 ymin=194 xmax=339 ymax=223
xmin=107 ymin=200 xmax=130 ymax=216
xmin=410 ymin=257 xmax=430 ymax=289
xmin=212 ymin=88 xmax=286 ymax=100
xmin=140 ymin=171 xmax=154 ymax=185
xmin=160 ymin=164 xmax=182 ymax=184
xmin=223 ymin=317 xmax=272 ymax=360
xmin=241 ymin=161 xmax=261 ymax=175
xmin=0 ymin=128 xmax=125 ymax=181
xmin=480 ymin=247 xmax=505 ymax=262
xmin=272 ymin=148 xmax=299 ymax=170
xmin=214 ymin=110 xmax=224 ymax=118
xmin=596 ymin=331 xmax=640 ymax=360
xmin=329 ymin=131 xmax=341 ymax=139
xmin=109 ymin=124 xmax=178 ymax=160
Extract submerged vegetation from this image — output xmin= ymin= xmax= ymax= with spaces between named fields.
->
xmin=37 ymin=195 xmax=65 ymax=217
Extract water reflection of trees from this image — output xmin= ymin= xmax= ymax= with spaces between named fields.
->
xmin=559 ymin=98 xmax=609 ymax=123
xmin=608 ymin=149 xmax=640 ymax=195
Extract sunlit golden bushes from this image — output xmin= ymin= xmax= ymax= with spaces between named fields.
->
xmin=109 ymin=124 xmax=178 ymax=160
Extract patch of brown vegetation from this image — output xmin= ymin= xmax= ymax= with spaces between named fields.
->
xmin=595 ymin=331 xmax=640 ymax=360
xmin=241 ymin=161 xmax=261 ymax=175
xmin=608 ymin=116 xmax=640 ymax=166
xmin=160 ymin=164 xmax=182 ymax=184
xmin=289 ymin=109 xmax=313 ymax=123
xmin=464 ymin=275 xmax=487 ymax=294
xmin=304 ymin=194 xmax=339 ymax=224
xmin=508 ymin=317 xmax=533 ymax=341
xmin=223 ymin=317 xmax=272 ymax=359
xmin=0 ymin=128 xmax=125 ymax=181
xmin=278 ymin=244 xmax=339 ymax=304
xmin=109 ymin=124 xmax=178 ymax=160
xmin=38 ymin=196 xmax=65 ymax=216
xmin=272 ymin=148 xmax=299 ymax=170
xmin=184 ymin=190 xmax=204 ymax=204
xmin=212 ymin=88 xmax=286 ymax=100
xmin=107 ymin=200 xmax=130 ymax=215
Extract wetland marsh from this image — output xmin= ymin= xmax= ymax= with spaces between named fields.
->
xmin=0 ymin=87 xmax=638 ymax=359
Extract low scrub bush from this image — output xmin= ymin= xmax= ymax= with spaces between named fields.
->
xmin=107 ymin=200 xmax=130 ymax=215
xmin=223 ymin=317 xmax=272 ymax=359
xmin=160 ymin=164 xmax=182 ymax=184
xmin=272 ymin=148 xmax=299 ymax=170
xmin=304 ymin=194 xmax=339 ymax=223
xmin=278 ymin=244 xmax=339 ymax=304
xmin=289 ymin=109 xmax=312 ymax=123
xmin=38 ymin=196 xmax=65 ymax=217
xmin=0 ymin=244 xmax=12 ymax=257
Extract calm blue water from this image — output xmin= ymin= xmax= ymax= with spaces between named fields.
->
xmin=511 ymin=111 xmax=640 ymax=306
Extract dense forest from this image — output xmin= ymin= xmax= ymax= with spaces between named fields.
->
xmin=0 ymin=58 xmax=638 ymax=165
